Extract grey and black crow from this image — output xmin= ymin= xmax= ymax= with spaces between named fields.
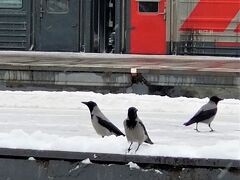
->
xmin=123 ymin=107 xmax=153 ymax=152
xmin=183 ymin=96 xmax=223 ymax=132
xmin=82 ymin=101 xmax=125 ymax=137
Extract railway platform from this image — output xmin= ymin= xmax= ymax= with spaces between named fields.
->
xmin=0 ymin=52 xmax=239 ymax=179
xmin=0 ymin=51 xmax=239 ymax=97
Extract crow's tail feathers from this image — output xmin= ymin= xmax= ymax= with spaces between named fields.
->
xmin=144 ymin=137 xmax=154 ymax=144
xmin=115 ymin=130 xmax=125 ymax=137
xmin=183 ymin=120 xmax=194 ymax=126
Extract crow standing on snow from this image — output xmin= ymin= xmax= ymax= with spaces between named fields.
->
xmin=123 ymin=107 xmax=153 ymax=152
xmin=82 ymin=101 xmax=125 ymax=137
xmin=183 ymin=96 xmax=223 ymax=132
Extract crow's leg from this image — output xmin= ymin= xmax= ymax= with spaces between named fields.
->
xmin=194 ymin=123 xmax=200 ymax=132
xmin=128 ymin=142 xmax=133 ymax=152
xmin=135 ymin=143 xmax=141 ymax=153
xmin=209 ymin=123 xmax=214 ymax=132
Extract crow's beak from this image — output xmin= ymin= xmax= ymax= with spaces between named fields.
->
xmin=82 ymin=102 xmax=88 ymax=105
xmin=219 ymin=98 xmax=223 ymax=101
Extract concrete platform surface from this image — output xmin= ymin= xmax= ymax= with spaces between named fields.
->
xmin=0 ymin=51 xmax=239 ymax=73
xmin=0 ymin=51 xmax=239 ymax=96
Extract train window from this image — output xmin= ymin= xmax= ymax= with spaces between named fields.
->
xmin=0 ymin=0 xmax=22 ymax=9
xmin=47 ymin=0 xmax=68 ymax=13
xmin=138 ymin=1 xmax=159 ymax=13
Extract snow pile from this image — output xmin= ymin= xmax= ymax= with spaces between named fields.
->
xmin=0 ymin=91 xmax=239 ymax=160
xmin=81 ymin=158 xmax=92 ymax=164
xmin=127 ymin=162 xmax=140 ymax=169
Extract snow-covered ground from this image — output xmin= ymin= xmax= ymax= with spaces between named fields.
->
xmin=0 ymin=91 xmax=239 ymax=160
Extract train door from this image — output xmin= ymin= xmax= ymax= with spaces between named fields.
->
xmin=90 ymin=0 xmax=115 ymax=53
xmin=129 ymin=0 xmax=166 ymax=54
xmin=36 ymin=0 xmax=79 ymax=51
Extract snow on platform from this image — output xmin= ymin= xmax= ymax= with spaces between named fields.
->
xmin=0 ymin=91 xmax=239 ymax=160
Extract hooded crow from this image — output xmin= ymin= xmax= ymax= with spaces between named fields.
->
xmin=82 ymin=101 xmax=125 ymax=137
xmin=123 ymin=107 xmax=153 ymax=152
xmin=183 ymin=96 xmax=223 ymax=132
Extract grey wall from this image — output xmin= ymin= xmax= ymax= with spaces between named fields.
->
xmin=0 ymin=158 xmax=239 ymax=180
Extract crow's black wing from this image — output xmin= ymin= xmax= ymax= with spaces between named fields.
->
xmin=184 ymin=108 xmax=217 ymax=126
xmin=96 ymin=116 xmax=125 ymax=136
xmin=139 ymin=121 xmax=153 ymax=144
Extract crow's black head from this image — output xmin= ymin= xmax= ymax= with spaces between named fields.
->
xmin=210 ymin=96 xmax=223 ymax=104
xmin=128 ymin=107 xmax=138 ymax=120
xmin=82 ymin=101 xmax=97 ymax=112
xmin=126 ymin=107 xmax=138 ymax=129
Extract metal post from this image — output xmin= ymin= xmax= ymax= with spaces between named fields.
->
xmin=83 ymin=0 xmax=93 ymax=52
xmin=114 ymin=0 xmax=122 ymax=53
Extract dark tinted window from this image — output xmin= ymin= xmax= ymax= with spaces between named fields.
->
xmin=0 ymin=0 xmax=22 ymax=8
xmin=139 ymin=2 xmax=159 ymax=13
xmin=47 ymin=0 xmax=68 ymax=13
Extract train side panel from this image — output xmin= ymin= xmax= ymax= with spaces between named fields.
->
xmin=0 ymin=0 xmax=239 ymax=56
xmin=168 ymin=0 xmax=240 ymax=56
xmin=0 ymin=0 xmax=31 ymax=50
